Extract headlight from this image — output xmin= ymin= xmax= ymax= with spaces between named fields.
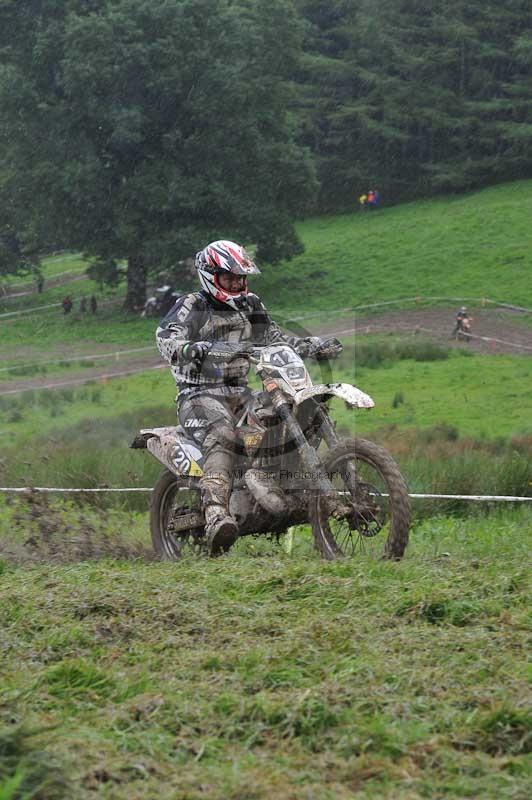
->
xmin=287 ymin=367 xmax=306 ymax=380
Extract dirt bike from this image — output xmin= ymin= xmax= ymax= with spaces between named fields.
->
xmin=131 ymin=342 xmax=411 ymax=560
xmin=141 ymin=286 xmax=180 ymax=318
xmin=452 ymin=317 xmax=472 ymax=342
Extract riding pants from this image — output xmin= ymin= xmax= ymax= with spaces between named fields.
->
xmin=177 ymin=391 xmax=250 ymax=511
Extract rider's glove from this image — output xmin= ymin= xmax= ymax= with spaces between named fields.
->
xmin=313 ymin=337 xmax=343 ymax=361
xmin=181 ymin=341 xmax=212 ymax=365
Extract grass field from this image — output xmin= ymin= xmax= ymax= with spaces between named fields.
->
xmin=1 ymin=341 xmax=530 ymax=509
xmin=2 ymin=341 xmax=532 ymax=443
xmin=2 ymin=180 xmax=532 ymax=356
xmin=1 ymin=506 xmax=530 ymax=799
xmin=1 ymin=183 xmax=531 ymax=798
xmin=258 ymin=181 xmax=532 ymax=317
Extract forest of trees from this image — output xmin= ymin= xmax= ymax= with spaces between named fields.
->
xmin=1 ymin=0 xmax=531 ymax=303
xmin=296 ymin=0 xmax=532 ymax=209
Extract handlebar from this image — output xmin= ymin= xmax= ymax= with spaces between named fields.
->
xmin=206 ymin=342 xmax=263 ymax=362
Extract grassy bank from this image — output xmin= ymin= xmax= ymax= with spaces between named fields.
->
xmin=3 ymin=342 xmax=532 ymax=446
xmin=1 ymin=342 xmax=531 ymax=511
xmin=1 ymin=508 xmax=530 ymax=799
xmin=2 ymin=181 xmax=532 ymax=356
xmin=0 ymin=305 xmax=154 ymax=357
xmin=259 ymin=181 xmax=532 ymax=316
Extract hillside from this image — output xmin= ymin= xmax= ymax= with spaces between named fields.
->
xmin=1 ymin=183 xmax=532 ymax=505
xmin=2 ymin=180 xmax=532 ymax=360
xmin=259 ymin=181 xmax=532 ymax=319
xmin=1 ymin=184 xmax=532 ymax=799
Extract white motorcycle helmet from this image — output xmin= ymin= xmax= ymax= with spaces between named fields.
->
xmin=195 ymin=240 xmax=260 ymax=310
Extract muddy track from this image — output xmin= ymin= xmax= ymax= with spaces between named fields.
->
xmin=0 ymin=356 xmax=165 ymax=396
xmin=1 ymin=270 xmax=86 ymax=300
xmin=314 ymin=306 xmax=532 ymax=355
xmin=1 ymin=307 xmax=530 ymax=395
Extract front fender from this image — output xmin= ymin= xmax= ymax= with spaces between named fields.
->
xmin=294 ymin=383 xmax=375 ymax=409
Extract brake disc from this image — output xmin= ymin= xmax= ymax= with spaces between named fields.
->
xmin=349 ymin=482 xmax=386 ymax=537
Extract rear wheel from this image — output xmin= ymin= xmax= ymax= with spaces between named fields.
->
xmin=150 ymin=469 xmax=205 ymax=560
xmin=311 ymin=438 xmax=410 ymax=560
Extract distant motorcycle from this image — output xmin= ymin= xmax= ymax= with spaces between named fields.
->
xmin=141 ymin=286 xmax=180 ymax=318
xmin=452 ymin=316 xmax=472 ymax=342
xmin=132 ymin=341 xmax=411 ymax=561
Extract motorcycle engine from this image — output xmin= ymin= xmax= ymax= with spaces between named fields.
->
xmin=229 ymin=487 xmax=255 ymax=526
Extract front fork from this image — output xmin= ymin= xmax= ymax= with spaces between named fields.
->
xmin=266 ymin=386 xmax=336 ymax=498
xmin=314 ymin=404 xmax=339 ymax=448
xmin=314 ymin=401 xmax=358 ymax=505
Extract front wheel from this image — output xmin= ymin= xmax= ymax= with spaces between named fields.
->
xmin=150 ymin=469 xmax=205 ymax=560
xmin=310 ymin=438 xmax=410 ymax=560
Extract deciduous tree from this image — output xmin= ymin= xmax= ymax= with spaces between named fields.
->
xmin=0 ymin=0 xmax=316 ymax=307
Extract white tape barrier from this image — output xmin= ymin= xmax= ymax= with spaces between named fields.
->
xmin=485 ymin=300 xmax=532 ymax=314
xmin=0 ymin=486 xmax=530 ymax=502
xmin=416 ymin=326 xmax=532 ymax=352
xmin=0 ymin=487 xmax=153 ymax=493
xmin=0 ymin=300 xmax=64 ymax=318
xmin=408 ymin=493 xmax=531 ymax=502
xmin=316 ymin=322 xmax=532 ymax=353
xmin=0 ymin=297 xmax=122 ymax=320
xmin=0 ymin=345 xmax=155 ymax=374
xmin=3 ymin=293 xmax=532 ymax=323
xmin=286 ymin=297 xmax=474 ymax=322
xmin=0 ymin=363 xmax=165 ymax=396
xmin=283 ymin=296 xmax=532 ymax=323
xmin=320 ymin=320 xmax=532 ymax=352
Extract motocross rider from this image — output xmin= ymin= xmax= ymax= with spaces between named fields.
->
xmin=453 ymin=306 xmax=471 ymax=336
xmin=156 ymin=240 xmax=342 ymax=553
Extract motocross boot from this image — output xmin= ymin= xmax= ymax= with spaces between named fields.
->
xmin=204 ymin=506 xmax=238 ymax=554
xmin=201 ymin=447 xmax=238 ymax=554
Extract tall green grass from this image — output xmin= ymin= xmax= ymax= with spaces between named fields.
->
xmin=0 ymin=343 xmax=530 ymax=512
xmin=0 ymin=509 xmax=530 ymax=798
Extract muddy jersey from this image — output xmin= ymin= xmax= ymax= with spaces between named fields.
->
xmin=156 ymin=291 xmax=316 ymax=398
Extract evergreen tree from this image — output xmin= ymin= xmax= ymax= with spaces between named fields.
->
xmin=295 ymin=0 xmax=532 ymax=209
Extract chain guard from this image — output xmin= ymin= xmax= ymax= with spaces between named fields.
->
xmin=166 ymin=499 xmax=205 ymax=548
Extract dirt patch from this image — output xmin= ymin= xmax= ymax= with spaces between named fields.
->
xmin=0 ymin=494 xmax=154 ymax=564
xmin=1 ymin=307 xmax=531 ymax=396
xmin=311 ymin=306 xmax=532 ymax=356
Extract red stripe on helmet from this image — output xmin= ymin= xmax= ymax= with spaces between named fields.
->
xmin=209 ymin=247 xmax=223 ymax=268
xmin=223 ymin=242 xmax=244 ymax=266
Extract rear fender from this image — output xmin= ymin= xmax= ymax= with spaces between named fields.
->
xmin=131 ymin=426 xmax=204 ymax=477
xmin=294 ymin=383 xmax=375 ymax=409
